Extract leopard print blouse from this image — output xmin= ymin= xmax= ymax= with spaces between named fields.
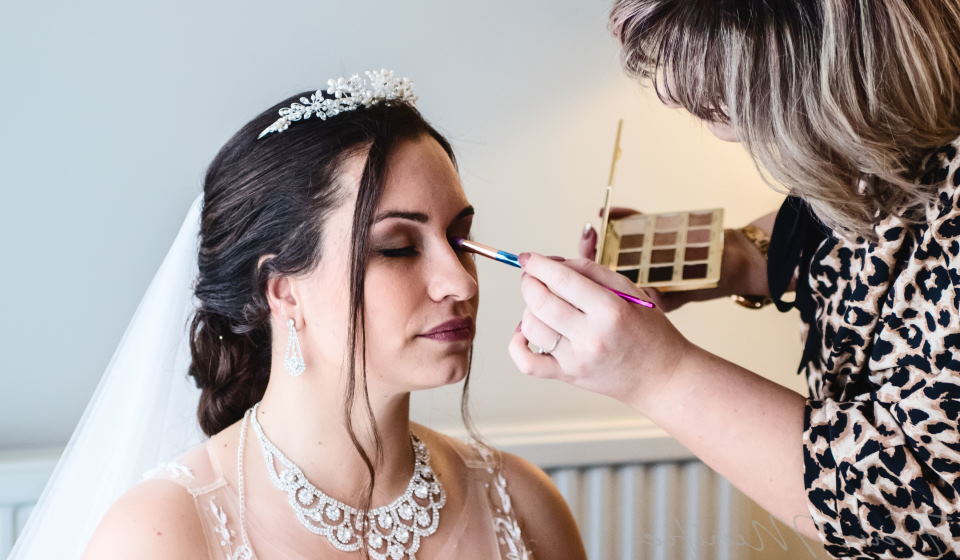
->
xmin=772 ymin=137 xmax=960 ymax=558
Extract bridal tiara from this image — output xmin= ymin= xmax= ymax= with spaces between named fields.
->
xmin=257 ymin=68 xmax=418 ymax=139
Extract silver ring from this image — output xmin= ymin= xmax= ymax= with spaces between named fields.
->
xmin=536 ymin=333 xmax=562 ymax=355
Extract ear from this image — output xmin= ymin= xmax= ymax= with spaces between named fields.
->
xmin=258 ymin=254 xmax=302 ymax=328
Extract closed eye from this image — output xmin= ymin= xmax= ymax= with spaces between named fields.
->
xmin=376 ymin=235 xmax=473 ymax=258
xmin=379 ymin=246 xmax=418 ymax=257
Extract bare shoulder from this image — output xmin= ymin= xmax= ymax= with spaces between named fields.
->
xmin=82 ymin=478 xmax=207 ymax=560
xmin=498 ymin=450 xmax=587 ymax=560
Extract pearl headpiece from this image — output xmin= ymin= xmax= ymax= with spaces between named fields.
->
xmin=257 ymin=68 xmax=417 ymax=140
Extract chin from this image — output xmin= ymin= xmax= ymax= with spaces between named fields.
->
xmin=371 ymin=350 xmax=473 ymax=391
xmin=443 ymin=364 xmax=469 ymax=385
xmin=404 ymin=360 xmax=470 ymax=391
xmin=430 ymin=362 xmax=470 ymax=388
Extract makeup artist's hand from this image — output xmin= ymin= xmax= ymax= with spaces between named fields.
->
xmin=579 ymin=207 xmax=686 ymax=313
xmin=580 ymin=207 xmax=752 ymax=312
xmin=508 ymin=252 xmax=698 ymax=412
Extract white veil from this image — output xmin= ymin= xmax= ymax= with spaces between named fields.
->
xmin=10 ymin=191 xmax=207 ymax=559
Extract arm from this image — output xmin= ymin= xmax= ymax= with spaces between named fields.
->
xmin=651 ymin=210 xmax=811 ymax=537
xmin=82 ymin=479 xmax=207 ymax=560
xmin=499 ymin=451 xmax=587 ymax=559
xmin=517 ymin=184 xmax=960 ymax=557
xmin=634 ymin=346 xmax=819 ymax=542
xmin=641 ymin=344 xmax=960 ymax=556
xmin=741 ymin=209 xmax=797 ymax=294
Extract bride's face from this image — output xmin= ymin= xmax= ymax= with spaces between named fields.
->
xmin=296 ymin=134 xmax=479 ymax=393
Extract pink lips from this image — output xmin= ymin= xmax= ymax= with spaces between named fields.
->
xmin=419 ymin=317 xmax=473 ymax=341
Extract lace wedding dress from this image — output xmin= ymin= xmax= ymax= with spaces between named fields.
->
xmin=142 ymin=421 xmax=532 ymax=560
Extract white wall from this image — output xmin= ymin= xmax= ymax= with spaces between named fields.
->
xmin=0 ymin=0 xmax=806 ymax=451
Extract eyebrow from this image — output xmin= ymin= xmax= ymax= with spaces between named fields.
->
xmin=374 ymin=205 xmax=474 ymax=225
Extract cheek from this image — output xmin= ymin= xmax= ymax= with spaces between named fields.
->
xmin=299 ymin=261 xmax=355 ymax=363
xmin=363 ymin=268 xmax=421 ymax=344
xmin=304 ymin=290 xmax=351 ymax=362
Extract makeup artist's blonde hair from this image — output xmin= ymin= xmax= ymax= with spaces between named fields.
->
xmin=610 ymin=0 xmax=960 ymax=243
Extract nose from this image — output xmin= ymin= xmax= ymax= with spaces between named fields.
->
xmin=426 ymin=239 xmax=478 ymax=303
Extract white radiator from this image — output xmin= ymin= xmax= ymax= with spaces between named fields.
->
xmin=0 ymin=447 xmax=58 ymax=560
xmin=547 ymin=460 xmax=740 ymax=560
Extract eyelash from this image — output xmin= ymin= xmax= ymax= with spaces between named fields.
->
xmin=379 ymin=235 xmax=473 ymax=258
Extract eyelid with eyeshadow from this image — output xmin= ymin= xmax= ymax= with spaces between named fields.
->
xmin=375 ymin=232 xmax=474 ymax=258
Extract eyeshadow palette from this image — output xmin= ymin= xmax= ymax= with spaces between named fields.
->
xmin=597 ymin=208 xmax=724 ymax=291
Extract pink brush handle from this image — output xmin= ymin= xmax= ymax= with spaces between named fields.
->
xmin=608 ymin=287 xmax=656 ymax=308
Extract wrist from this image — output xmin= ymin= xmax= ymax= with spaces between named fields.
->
xmin=722 ymin=228 xmax=762 ymax=295
xmin=729 ymin=225 xmax=773 ymax=303
xmin=628 ymin=339 xmax=702 ymax=416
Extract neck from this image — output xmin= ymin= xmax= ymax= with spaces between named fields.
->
xmin=255 ymin=368 xmax=414 ymax=505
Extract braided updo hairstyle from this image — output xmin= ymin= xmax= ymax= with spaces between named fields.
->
xmin=188 ymin=91 xmax=459 ymax=436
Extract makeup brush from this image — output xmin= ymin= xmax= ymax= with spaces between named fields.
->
xmin=453 ymin=237 xmax=656 ymax=309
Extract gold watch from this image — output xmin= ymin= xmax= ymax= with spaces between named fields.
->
xmin=731 ymin=224 xmax=773 ymax=309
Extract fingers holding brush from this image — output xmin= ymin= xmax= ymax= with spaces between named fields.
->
xmin=508 ymin=311 xmax=567 ymax=381
xmin=512 ymin=251 xmax=696 ymax=408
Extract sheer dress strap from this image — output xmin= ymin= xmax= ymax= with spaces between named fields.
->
xmin=141 ymin=441 xmax=247 ymax=560
xmin=464 ymin=440 xmax=533 ymax=560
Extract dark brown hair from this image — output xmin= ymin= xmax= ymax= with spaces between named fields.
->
xmin=186 ymin=91 xmax=482 ymax=546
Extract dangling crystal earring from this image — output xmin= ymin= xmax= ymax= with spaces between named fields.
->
xmin=284 ymin=318 xmax=305 ymax=376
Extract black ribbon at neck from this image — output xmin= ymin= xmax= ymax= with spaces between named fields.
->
xmin=767 ymin=195 xmax=831 ymax=373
